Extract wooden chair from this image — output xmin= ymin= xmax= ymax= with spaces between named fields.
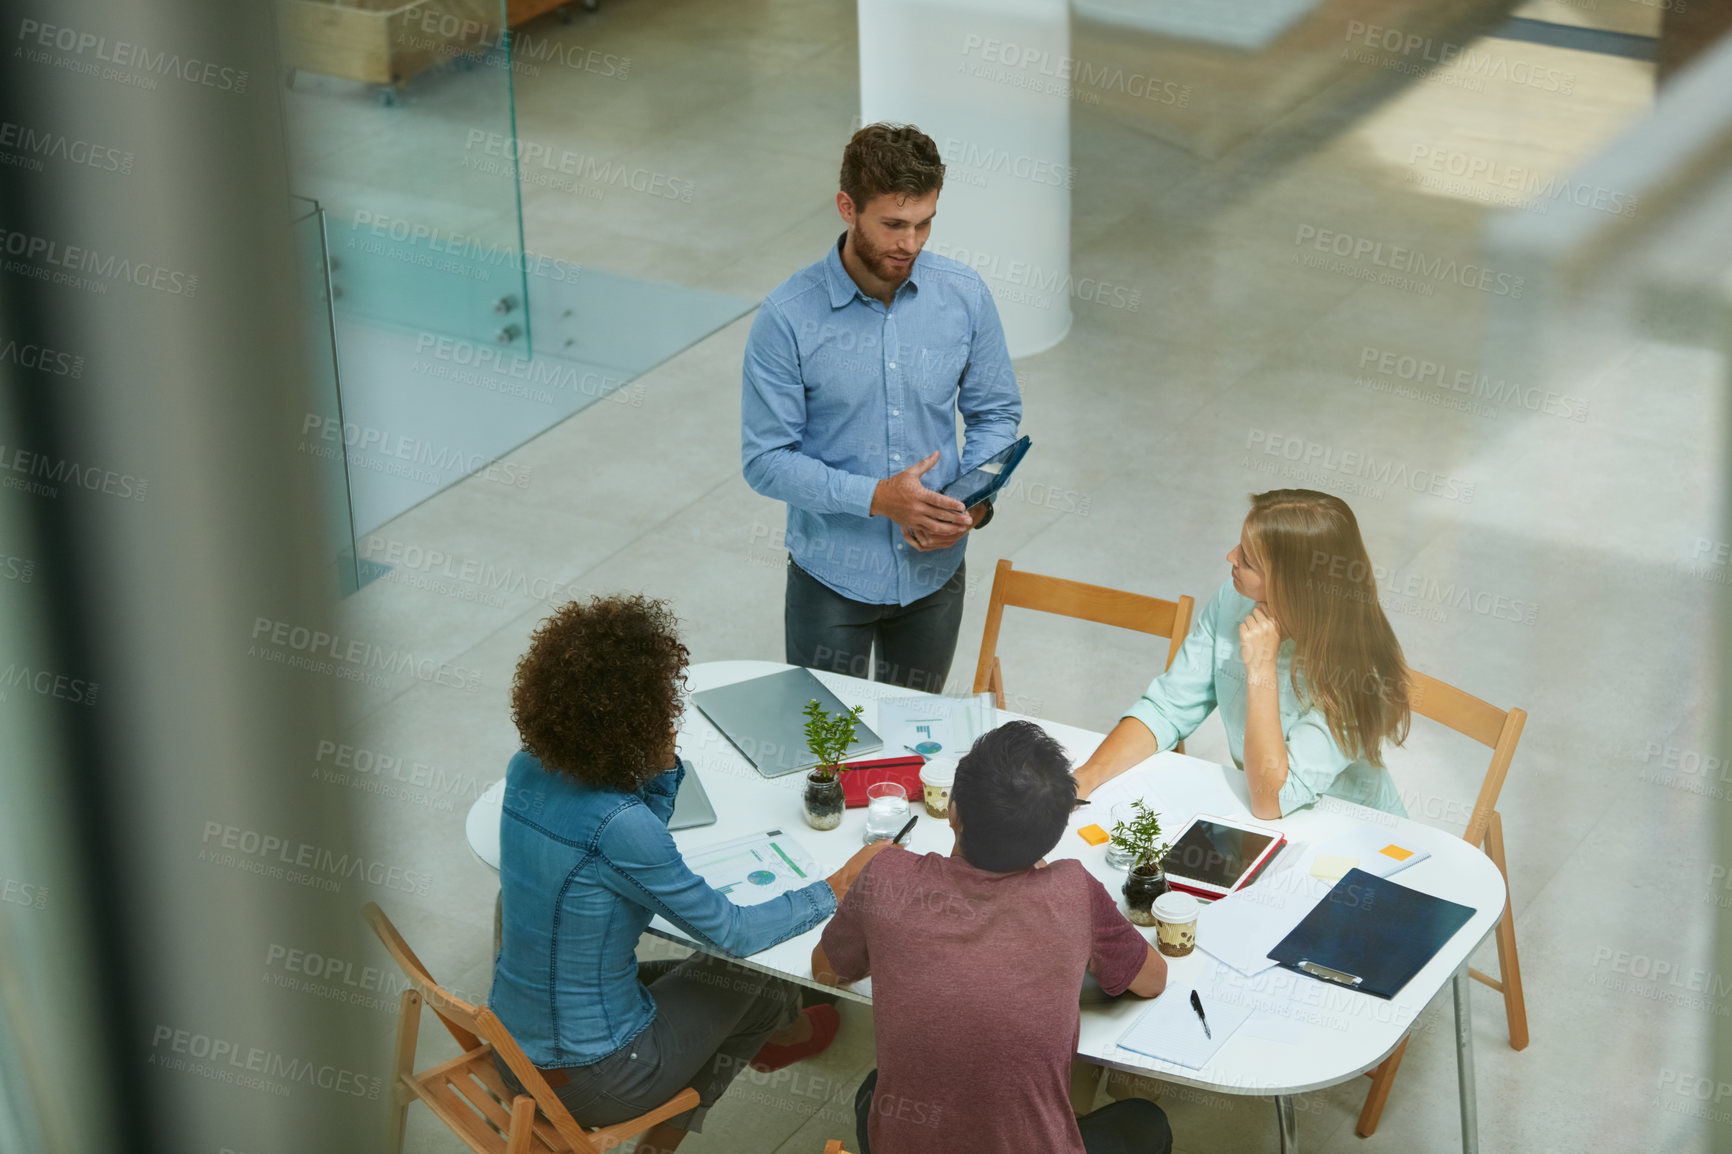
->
xmin=971 ymin=559 xmax=1195 ymax=750
xmin=822 ymin=1143 xmax=853 ymax=1154
xmin=972 ymin=559 xmax=1196 ymax=1116
xmin=1354 ymin=672 xmax=1529 ymax=1137
xmin=364 ymin=902 xmax=699 ymax=1154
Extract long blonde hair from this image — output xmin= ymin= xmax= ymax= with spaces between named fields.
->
xmin=1243 ymin=490 xmax=1410 ymax=767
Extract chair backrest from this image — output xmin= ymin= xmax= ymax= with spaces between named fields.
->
xmin=364 ymin=902 xmax=595 ymax=1152
xmin=972 ymin=559 xmax=1195 ymax=708
xmin=365 ymin=900 xmax=485 ymax=1051
xmin=1404 ymin=671 xmax=1526 ymax=849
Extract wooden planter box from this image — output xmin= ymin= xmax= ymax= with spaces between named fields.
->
xmin=279 ymin=0 xmax=503 ymax=88
xmin=1071 ymin=0 xmax=1522 ymax=160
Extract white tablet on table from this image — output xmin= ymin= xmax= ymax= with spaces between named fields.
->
xmin=1162 ymin=813 xmax=1288 ymax=901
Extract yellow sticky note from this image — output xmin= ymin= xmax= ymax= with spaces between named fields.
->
xmin=1310 ymin=854 xmax=1356 ymax=882
xmin=1078 ymin=824 xmax=1109 ymax=846
xmin=1378 ymin=844 xmax=1415 ymax=862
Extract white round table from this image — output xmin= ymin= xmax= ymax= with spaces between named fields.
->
xmin=464 ymin=660 xmax=1503 ymax=1153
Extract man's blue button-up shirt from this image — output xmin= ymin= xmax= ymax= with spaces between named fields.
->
xmin=741 ymin=234 xmax=1022 ymax=607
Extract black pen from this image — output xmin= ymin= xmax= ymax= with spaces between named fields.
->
xmin=1189 ymin=990 xmax=1212 ymax=1039
xmin=892 ymin=815 xmax=919 ymax=845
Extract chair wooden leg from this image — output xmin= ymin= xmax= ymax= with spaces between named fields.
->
xmin=1069 ymin=1058 xmax=1104 ymax=1115
xmin=504 ymin=1094 xmax=538 ymax=1154
xmin=1356 ymin=1036 xmax=1410 ymax=1138
xmin=390 ymin=990 xmax=422 ymax=1154
xmin=1483 ymin=811 xmax=1529 ymax=1051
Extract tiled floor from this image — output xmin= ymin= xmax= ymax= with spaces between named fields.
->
xmin=318 ymin=1 xmax=1724 ymax=1150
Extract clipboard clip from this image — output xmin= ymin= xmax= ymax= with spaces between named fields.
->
xmin=1297 ymin=959 xmax=1364 ymax=988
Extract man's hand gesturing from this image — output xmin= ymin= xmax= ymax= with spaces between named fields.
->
xmin=870 ymin=450 xmax=971 ymax=539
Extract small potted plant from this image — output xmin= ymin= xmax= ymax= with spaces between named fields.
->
xmin=1110 ymin=799 xmax=1169 ymax=925
xmin=801 ymin=699 xmax=863 ymax=830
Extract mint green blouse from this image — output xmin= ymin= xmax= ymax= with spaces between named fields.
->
xmin=1123 ymin=581 xmax=1406 ymax=817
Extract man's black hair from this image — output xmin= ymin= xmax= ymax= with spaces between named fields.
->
xmin=951 ymin=720 xmax=1076 ymax=872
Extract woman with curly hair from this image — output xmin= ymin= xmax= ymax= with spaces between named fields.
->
xmin=1075 ymin=490 xmax=1411 ymax=819
xmin=488 ymin=594 xmax=893 ymax=1154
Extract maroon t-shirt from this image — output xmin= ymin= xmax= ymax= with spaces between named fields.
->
xmin=820 ymin=851 xmax=1151 ymax=1154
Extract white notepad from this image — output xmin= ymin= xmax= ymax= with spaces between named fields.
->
xmin=1117 ymin=987 xmax=1253 ymax=1070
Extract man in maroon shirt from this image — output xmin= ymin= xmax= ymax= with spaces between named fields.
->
xmin=813 ymin=720 xmax=1174 ymax=1154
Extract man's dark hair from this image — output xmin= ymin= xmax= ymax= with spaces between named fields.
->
xmin=839 ymin=123 xmax=945 ymax=212
xmin=951 ymin=720 xmax=1076 ymax=872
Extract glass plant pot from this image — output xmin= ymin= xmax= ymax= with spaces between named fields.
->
xmin=1122 ymin=865 xmax=1169 ymax=926
xmin=802 ymin=770 xmax=845 ymax=831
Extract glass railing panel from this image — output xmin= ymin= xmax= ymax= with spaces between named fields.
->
xmin=279 ymin=0 xmax=531 ymax=352
xmin=291 ymin=196 xmax=363 ymax=597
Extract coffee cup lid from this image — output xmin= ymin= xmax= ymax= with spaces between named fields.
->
xmin=919 ymin=757 xmax=956 ymax=785
xmin=1152 ymin=892 xmax=1200 ymax=922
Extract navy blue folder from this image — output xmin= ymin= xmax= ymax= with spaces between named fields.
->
xmin=1267 ymin=868 xmax=1475 ymax=1000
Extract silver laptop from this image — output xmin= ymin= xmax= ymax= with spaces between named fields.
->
xmin=690 ymin=667 xmax=882 ymax=778
xmin=669 ymin=762 xmax=718 ymax=831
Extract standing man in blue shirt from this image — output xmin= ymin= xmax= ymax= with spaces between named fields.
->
xmin=741 ymin=124 xmax=1023 ymax=692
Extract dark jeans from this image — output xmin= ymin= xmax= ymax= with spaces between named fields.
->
xmin=495 ymin=954 xmax=799 ymax=1134
xmin=853 ymin=1069 xmax=1173 ymax=1154
xmin=784 ymin=557 xmax=967 ymax=693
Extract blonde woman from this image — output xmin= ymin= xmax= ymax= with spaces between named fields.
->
xmin=1074 ymin=490 xmax=1411 ymax=819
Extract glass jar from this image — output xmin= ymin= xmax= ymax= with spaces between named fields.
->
xmin=1122 ymin=865 xmax=1169 ymax=926
xmin=802 ymin=770 xmax=845 ymax=831
xmin=1104 ymin=802 xmax=1138 ymax=869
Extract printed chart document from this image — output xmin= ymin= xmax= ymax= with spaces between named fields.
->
xmin=876 ymin=693 xmax=996 ymax=757
xmin=685 ymin=829 xmax=820 ymax=907
xmin=1117 ymin=986 xmax=1252 ymax=1070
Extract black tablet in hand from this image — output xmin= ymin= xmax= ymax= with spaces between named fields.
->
xmin=939 ymin=435 xmax=1032 ymax=509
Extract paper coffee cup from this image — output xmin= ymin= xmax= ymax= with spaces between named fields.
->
xmin=918 ymin=757 xmax=957 ymax=818
xmin=1152 ymin=891 xmax=1200 ymax=958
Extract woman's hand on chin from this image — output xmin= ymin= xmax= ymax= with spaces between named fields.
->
xmin=1237 ymin=605 xmax=1281 ymax=685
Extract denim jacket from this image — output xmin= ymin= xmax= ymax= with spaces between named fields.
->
xmin=488 ymin=750 xmax=837 ymax=1067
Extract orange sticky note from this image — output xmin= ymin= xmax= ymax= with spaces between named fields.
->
xmin=1379 ymin=844 xmax=1414 ymax=862
xmin=1078 ymin=824 xmax=1109 ymax=846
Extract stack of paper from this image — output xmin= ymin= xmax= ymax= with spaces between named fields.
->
xmin=1194 ymin=872 xmax=1330 ymax=977
xmin=1117 ymin=987 xmax=1252 ymax=1069
xmin=1308 ymin=826 xmax=1429 ymax=882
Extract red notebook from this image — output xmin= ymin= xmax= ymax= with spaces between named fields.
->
xmin=838 ymin=756 xmax=926 ymax=809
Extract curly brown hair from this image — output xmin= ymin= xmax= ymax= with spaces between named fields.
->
xmin=510 ymin=595 xmax=690 ymax=792
xmin=840 ymin=123 xmax=945 ymax=211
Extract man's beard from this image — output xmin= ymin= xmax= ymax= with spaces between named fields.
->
xmin=852 ymin=226 xmax=914 ymax=285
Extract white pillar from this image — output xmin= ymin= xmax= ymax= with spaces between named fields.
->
xmin=860 ymin=0 xmax=1072 ymax=357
